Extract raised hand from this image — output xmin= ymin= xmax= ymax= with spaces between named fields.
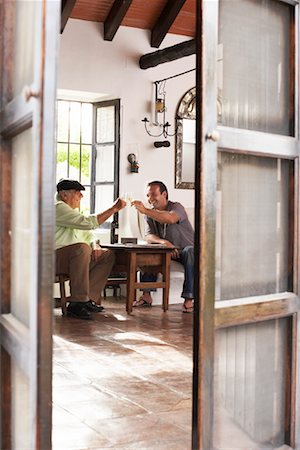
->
xmin=114 ymin=197 xmax=127 ymax=211
xmin=131 ymin=200 xmax=147 ymax=215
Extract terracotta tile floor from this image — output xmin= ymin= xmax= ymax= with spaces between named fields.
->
xmin=52 ymin=298 xmax=193 ymax=450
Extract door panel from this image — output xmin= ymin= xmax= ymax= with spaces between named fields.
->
xmin=195 ymin=0 xmax=299 ymax=448
xmin=214 ymin=318 xmax=289 ymax=448
xmin=0 ymin=1 xmax=60 ymax=449
xmin=213 ymin=0 xmax=299 ymax=448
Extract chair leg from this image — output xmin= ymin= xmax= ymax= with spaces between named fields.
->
xmin=59 ymin=277 xmax=68 ymax=316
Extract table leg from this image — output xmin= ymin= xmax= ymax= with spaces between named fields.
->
xmin=162 ymin=252 xmax=171 ymax=311
xmin=126 ymin=252 xmax=137 ymax=314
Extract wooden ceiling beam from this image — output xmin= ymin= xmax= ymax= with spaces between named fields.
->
xmin=104 ymin=0 xmax=133 ymax=41
xmin=61 ymin=0 xmax=76 ymax=34
xmin=151 ymin=0 xmax=187 ymax=48
xmin=139 ymin=39 xmax=195 ymax=69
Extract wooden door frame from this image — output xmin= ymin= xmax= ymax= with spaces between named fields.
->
xmin=0 ymin=1 xmax=60 ymax=448
xmin=192 ymin=0 xmax=218 ymax=448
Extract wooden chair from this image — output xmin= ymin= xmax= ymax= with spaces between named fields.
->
xmin=55 ymin=272 xmax=127 ymax=313
xmin=54 ymin=274 xmax=69 ymax=316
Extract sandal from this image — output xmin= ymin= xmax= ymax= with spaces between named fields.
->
xmin=182 ymin=304 xmax=194 ymax=314
xmin=133 ymin=297 xmax=152 ymax=307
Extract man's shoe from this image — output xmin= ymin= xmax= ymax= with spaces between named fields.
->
xmin=85 ymin=300 xmax=105 ymax=313
xmin=67 ymin=302 xmax=92 ymax=320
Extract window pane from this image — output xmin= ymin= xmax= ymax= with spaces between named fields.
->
xmin=214 ymin=319 xmax=287 ymax=448
xmin=57 ymin=101 xmax=69 ymax=142
xmin=95 ymin=145 xmax=115 ymax=182
xmin=216 ymin=153 xmax=289 ymax=300
xmin=218 ymin=0 xmax=293 ymax=136
xmin=96 ymin=106 xmax=115 ymax=143
xmin=13 ymin=1 xmax=35 ymax=96
xmin=182 ymin=143 xmax=195 ymax=183
xmin=182 ymin=119 xmax=195 ymax=143
xmin=182 ymin=119 xmax=196 ymax=183
xmin=95 ymin=185 xmax=114 ymax=223
xmin=69 ymin=102 xmax=81 ymax=143
xmin=68 ymin=144 xmax=80 ymax=180
xmin=81 ymin=145 xmax=92 ymax=185
xmin=56 ymin=143 xmax=68 ymax=182
xmin=11 ymin=129 xmax=33 ymax=327
xmin=80 ymin=186 xmax=91 ymax=215
xmin=81 ymin=103 xmax=93 ymax=144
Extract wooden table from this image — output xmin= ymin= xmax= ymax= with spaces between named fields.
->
xmin=102 ymin=244 xmax=174 ymax=314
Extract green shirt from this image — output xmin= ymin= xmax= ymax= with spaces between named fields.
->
xmin=55 ymin=200 xmax=99 ymax=250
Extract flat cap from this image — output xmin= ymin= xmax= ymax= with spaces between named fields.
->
xmin=57 ymin=179 xmax=85 ymax=192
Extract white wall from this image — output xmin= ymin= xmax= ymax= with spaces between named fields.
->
xmin=58 ymin=19 xmax=195 ymax=237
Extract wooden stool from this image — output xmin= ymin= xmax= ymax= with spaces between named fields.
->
xmin=54 ymin=274 xmax=69 ymax=316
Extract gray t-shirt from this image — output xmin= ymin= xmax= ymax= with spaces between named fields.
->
xmin=144 ymin=200 xmax=194 ymax=250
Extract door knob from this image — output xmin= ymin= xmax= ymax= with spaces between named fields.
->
xmin=22 ymin=85 xmax=39 ymax=102
xmin=206 ymin=130 xmax=220 ymax=142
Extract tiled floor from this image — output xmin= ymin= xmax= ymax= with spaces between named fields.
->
xmin=52 ymin=298 xmax=193 ymax=450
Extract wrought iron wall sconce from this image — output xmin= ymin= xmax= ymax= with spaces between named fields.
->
xmin=142 ymin=79 xmax=177 ymax=139
xmin=127 ymin=153 xmax=139 ymax=173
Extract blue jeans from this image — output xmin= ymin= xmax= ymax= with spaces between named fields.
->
xmin=141 ymin=245 xmax=194 ymax=299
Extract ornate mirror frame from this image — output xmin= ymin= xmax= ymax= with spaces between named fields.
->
xmin=175 ymin=87 xmax=196 ymax=189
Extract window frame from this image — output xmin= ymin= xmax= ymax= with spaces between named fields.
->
xmin=91 ymin=99 xmax=120 ymax=214
xmin=56 ymin=98 xmax=120 ymax=218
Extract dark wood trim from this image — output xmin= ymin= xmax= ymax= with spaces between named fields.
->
xmin=215 ymin=294 xmax=299 ymax=329
xmin=92 ymin=98 xmax=120 ymax=212
xmin=0 ymin=0 xmax=14 ymax=316
xmin=289 ymin=6 xmax=295 ymax=136
xmin=151 ymin=0 xmax=186 ymax=48
xmin=192 ymin=1 xmax=218 ymax=448
xmin=61 ymin=0 xmax=76 ymax=34
xmin=2 ymin=1 xmax=14 ymax=104
xmin=104 ymin=0 xmax=132 ymax=41
xmin=36 ymin=1 xmax=60 ymax=447
xmin=0 ymin=6 xmax=14 ymax=449
xmin=1 ymin=349 xmax=11 ymax=450
xmin=0 ymin=141 xmax=11 ymax=314
xmin=288 ymin=160 xmax=295 ymax=291
xmin=286 ymin=313 xmax=297 ymax=447
xmin=139 ymin=39 xmax=195 ymax=69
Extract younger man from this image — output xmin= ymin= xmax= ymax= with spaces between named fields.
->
xmin=132 ymin=181 xmax=194 ymax=312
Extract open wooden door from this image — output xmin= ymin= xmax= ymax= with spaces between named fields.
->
xmin=194 ymin=0 xmax=300 ymax=448
xmin=0 ymin=1 xmax=60 ymax=448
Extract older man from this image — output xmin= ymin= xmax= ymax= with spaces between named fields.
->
xmin=55 ymin=179 xmax=126 ymax=320
xmin=132 ymin=180 xmax=194 ymax=313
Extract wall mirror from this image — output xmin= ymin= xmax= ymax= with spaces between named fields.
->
xmin=175 ymin=87 xmax=196 ymax=189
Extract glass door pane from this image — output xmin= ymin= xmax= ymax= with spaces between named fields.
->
xmin=218 ymin=0 xmax=294 ymax=136
xmin=216 ymin=152 xmax=290 ymax=301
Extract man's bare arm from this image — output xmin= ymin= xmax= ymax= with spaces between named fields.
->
xmin=96 ymin=198 xmax=126 ymax=225
xmin=146 ymin=234 xmax=179 ymax=258
xmin=132 ymin=200 xmax=179 ymax=224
